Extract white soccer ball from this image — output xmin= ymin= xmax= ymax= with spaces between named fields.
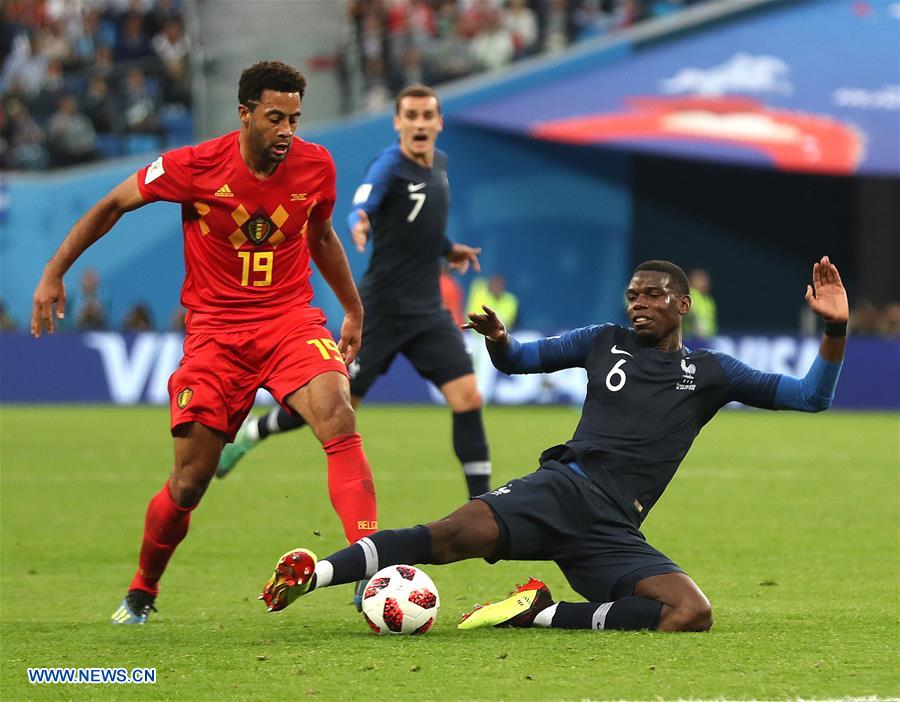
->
xmin=360 ymin=564 xmax=440 ymax=635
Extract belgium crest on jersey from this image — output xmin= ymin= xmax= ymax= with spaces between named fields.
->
xmin=245 ymin=215 xmax=274 ymax=245
xmin=176 ymin=387 xmax=193 ymax=409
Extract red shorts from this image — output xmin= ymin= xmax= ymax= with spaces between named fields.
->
xmin=168 ymin=308 xmax=348 ymax=441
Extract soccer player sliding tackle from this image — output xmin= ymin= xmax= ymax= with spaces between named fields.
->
xmin=260 ymin=257 xmax=847 ymax=632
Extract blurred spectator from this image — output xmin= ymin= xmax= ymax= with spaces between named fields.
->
xmin=467 ymin=273 xmax=519 ymax=329
xmin=619 ymin=0 xmax=651 ymax=28
xmin=466 ymin=271 xmax=520 ymax=396
xmin=504 ymin=0 xmax=539 ymax=58
xmin=170 ymin=305 xmax=187 ymax=332
xmin=123 ymin=302 xmax=155 ymax=332
xmin=2 ymin=0 xmax=193 ymax=171
xmin=114 ymin=12 xmax=153 ymax=64
xmin=89 ymin=44 xmax=116 ymax=82
xmin=1 ymin=31 xmax=48 ymax=98
xmin=69 ymin=9 xmax=108 ymax=70
xmin=83 ymin=75 xmax=121 ymax=135
xmin=75 ymin=268 xmax=108 ymax=330
xmin=47 ymin=93 xmax=97 ymax=166
xmin=144 ymin=0 xmax=183 ymax=39
xmin=470 ymin=7 xmax=516 ymax=72
xmin=685 ymin=268 xmax=717 ymax=338
xmin=0 ymin=300 xmax=17 ymax=332
xmin=5 ymin=98 xmax=48 ymax=169
xmin=121 ymin=67 xmax=163 ymax=135
xmin=152 ymin=17 xmax=190 ymax=106
xmin=881 ymin=303 xmax=900 ymax=337
xmin=849 ymin=300 xmax=880 ymax=337
xmin=33 ymin=58 xmax=70 ymax=120
xmin=439 ymin=261 xmax=466 ymax=327
xmin=541 ymin=0 xmax=577 ymax=54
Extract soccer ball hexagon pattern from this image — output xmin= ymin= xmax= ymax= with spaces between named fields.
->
xmin=360 ymin=565 xmax=440 ymax=635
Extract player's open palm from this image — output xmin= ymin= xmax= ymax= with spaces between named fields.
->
xmin=804 ymin=255 xmax=848 ymax=323
xmin=32 ymin=273 xmax=66 ymax=337
xmin=351 ymin=210 xmax=370 ymax=253
xmin=463 ymin=305 xmax=507 ymax=341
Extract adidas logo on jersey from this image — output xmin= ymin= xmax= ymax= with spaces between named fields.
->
xmin=215 ymin=184 xmax=235 ymax=197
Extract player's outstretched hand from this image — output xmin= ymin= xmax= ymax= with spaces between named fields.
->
xmin=804 ymin=255 xmax=849 ymax=323
xmin=31 ymin=272 xmax=66 ymax=337
xmin=463 ymin=304 xmax=507 ymax=342
xmin=447 ymin=243 xmax=481 ymax=275
xmin=337 ymin=312 xmax=363 ymax=364
xmin=351 ymin=210 xmax=370 ymax=253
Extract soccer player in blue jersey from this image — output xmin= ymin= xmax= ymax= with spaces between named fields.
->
xmin=216 ymin=85 xmax=492 ymax=501
xmin=259 ymin=256 xmax=847 ymax=632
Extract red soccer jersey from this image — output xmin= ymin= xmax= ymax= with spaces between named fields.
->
xmin=136 ymin=131 xmax=336 ymax=331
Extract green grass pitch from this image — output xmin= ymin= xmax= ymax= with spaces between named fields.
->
xmin=1 ymin=405 xmax=898 ymax=700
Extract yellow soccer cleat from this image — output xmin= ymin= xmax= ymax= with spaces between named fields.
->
xmin=458 ymin=577 xmax=553 ymax=630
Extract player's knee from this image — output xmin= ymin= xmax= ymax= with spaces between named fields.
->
xmin=168 ymin=471 xmax=211 ymax=507
xmin=314 ymin=400 xmax=357 ymax=441
xmin=457 ymin=387 xmax=483 ymax=412
xmin=670 ymin=598 xmax=713 ymax=632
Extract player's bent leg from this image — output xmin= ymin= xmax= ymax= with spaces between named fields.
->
xmin=440 ymin=374 xmax=492 ymax=498
xmin=632 ymin=572 xmax=713 ymax=632
xmin=426 ymin=498 xmax=500 ymax=563
xmin=287 ymin=372 xmax=378 ymax=541
xmin=259 ymin=502 xmax=499 ymax=613
xmin=285 ymin=370 xmax=356 ymax=442
xmin=169 ymin=422 xmax=227 ymax=506
xmin=114 ymin=422 xmax=224 ymax=624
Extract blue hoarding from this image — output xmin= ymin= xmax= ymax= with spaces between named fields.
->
xmin=1 ymin=332 xmax=896 ymax=410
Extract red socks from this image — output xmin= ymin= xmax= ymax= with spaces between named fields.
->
xmin=129 ymin=480 xmax=194 ymax=596
xmin=323 ymin=432 xmax=378 ymax=543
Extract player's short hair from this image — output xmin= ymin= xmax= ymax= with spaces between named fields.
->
xmin=238 ymin=61 xmax=307 ymax=106
xmin=395 ymin=84 xmax=441 ymax=114
xmin=632 ymin=260 xmax=690 ymax=296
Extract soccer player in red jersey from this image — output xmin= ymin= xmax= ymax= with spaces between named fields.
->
xmin=31 ymin=61 xmax=378 ymax=624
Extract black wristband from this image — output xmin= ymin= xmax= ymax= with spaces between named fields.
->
xmin=824 ymin=321 xmax=847 ymax=337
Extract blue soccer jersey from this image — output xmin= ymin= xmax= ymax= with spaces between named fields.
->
xmin=489 ymin=324 xmax=841 ymax=524
xmin=348 ymin=144 xmax=453 ymax=315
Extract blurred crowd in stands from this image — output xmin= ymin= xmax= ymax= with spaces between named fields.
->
xmin=346 ymin=0 xmax=710 ymax=111
xmin=1 ymin=0 xmax=192 ymax=170
xmin=1 ymin=0 xmax=712 ymax=170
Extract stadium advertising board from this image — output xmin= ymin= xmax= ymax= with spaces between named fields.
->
xmin=1 ymin=332 xmax=896 ymax=410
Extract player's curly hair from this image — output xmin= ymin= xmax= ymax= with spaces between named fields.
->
xmin=633 ymin=260 xmax=690 ymax=296
xmin=238 ymin=61 xmax=307 ymax=105
xmin=395 ymin=84 xmax=440 ymax=114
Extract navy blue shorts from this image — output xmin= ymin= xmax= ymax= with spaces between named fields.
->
xmin=349 ymin=309 xmax=473 ymax=397
xmin=476 ymin=462 xmax=683 ymax=603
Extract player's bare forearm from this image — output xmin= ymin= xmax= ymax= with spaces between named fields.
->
xmin=32 ymin=175 xmax=145 ymax=336
xmin=44 ymin=176 xmax=145 ymax=276
xmin=308 ymin=219 xmax=364 ymax=318
xmin=818 ymin=331 xmax=846 ymax=363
